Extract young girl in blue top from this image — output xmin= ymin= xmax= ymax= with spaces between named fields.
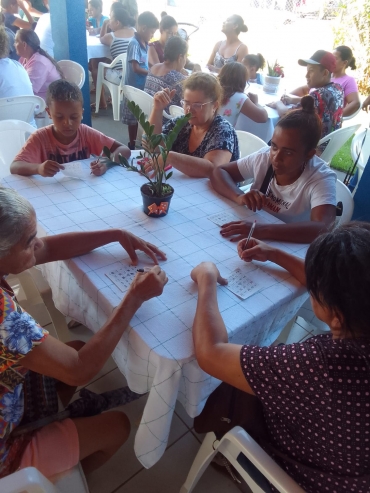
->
xmin=242 ymin=53 xmax=265 ymax=85
xmin=87 ymin=0 xmax=108 ymax=35
xmin=121 ymin=11 xmax=159 ymax=150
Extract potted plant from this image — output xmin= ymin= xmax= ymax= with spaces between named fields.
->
xmin=263 ymin=60 xmax=285 ymax=94
xmin=104 ymin=100 xmax=190 ymax=218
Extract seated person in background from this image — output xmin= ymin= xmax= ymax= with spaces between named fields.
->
xmin=0 ymin=11 xmax=17 ymax=59
xmin=270 ymin=50 xmax=344 ymax=140
xmin=115 ymin=0 xmax=138 ymax=24
xmin=207 ymin=14 xmax=248 ymax=73
xmin=1 ymin=0 xmax=33 ymax=33
xmin=0 ymin=187 xmax=167 ymax=480
xmin=242 ymin=53 xmax=265 ymax=85
xmin=15 ymin=29 xmax=62 ymax=101
xmin=148 ymin=12 xmax=178 ymax=67
xmin=191 ymin=221 xmax=370 ymax=493
xmin=210 ymin=96 xmax=337 ymax=243
xmin=145 ymin=36 xmax=188 ymax=115
xmin=0 ymin=26 xmax=34 ymax=101
xmin=218 ymin=61 xmax=268 ymax=127
xmin=98 ymin=7 xmax=134 ymax=108
xmin=11 ymin=79 xmax=130 ymax=177
xmin=332 ymin=45 xmax=360 ymax=117
xmin=148 ymin=73 xmax=239 ymax=178
xmin=87 ymin=0 xmax=108 ymax=35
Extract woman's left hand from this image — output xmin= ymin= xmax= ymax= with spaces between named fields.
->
xmin=220 ymin=220 xmax=262 ymax=242
xmin=119 ymin=231 xmax=167 ymax=265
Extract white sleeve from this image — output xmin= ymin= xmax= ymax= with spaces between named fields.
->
xmin=310 ymin=170 xmax=337 ymax=209
xmin=236 ymin=147 xmax=269 ymax=181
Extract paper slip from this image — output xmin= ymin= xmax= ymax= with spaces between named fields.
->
xmin=61 ymin=161 xmax=89 ymax=179
xmin=105 ymin=266 xmax=138 ymax=292
xmin=226 ymin=267 xmax=262 ymax=300
xmin=208 ymin=212 xmax=240 ymax=227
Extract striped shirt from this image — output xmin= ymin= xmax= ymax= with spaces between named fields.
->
xmin=110 ymin=33 xmax=132 ymax=70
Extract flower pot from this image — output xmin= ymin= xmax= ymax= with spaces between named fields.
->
xmin=140 ymin=183 xmax=174 ymax=218
xmin=263 ymin=75 xmax=281 ymax=95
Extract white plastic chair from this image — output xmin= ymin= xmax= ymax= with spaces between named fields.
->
xmin=169 ymin=104 xmax=185 ymax=118
xmin=180 ymin=427 xmax=305 ymax=493
xmin=318 ymin=124 xmax=361 ymax=165
xmin=236 ymin=130 xmax=266 ymax=159
xmin=0 ymin=466 xmax=89 ymax=493
xmin=95 ymin=53 xmax=127 ymax=121
xmin=336 ymin=179 xmax=354 ymax=225
xmin=350 ymin=127 xmax=370 ymax=187
xmin=58 ymin=60 xmax=86 ymax=89
xmin=0 ymin=96 xmax=45 ymax=123
xmin=342 ymin=104 xmax=362 ymax=121
xmin=0 ymin=120 xmax=36 ymax=178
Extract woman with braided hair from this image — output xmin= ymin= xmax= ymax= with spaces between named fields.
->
xmin=15 ymin=28 xmax=63 ymax=100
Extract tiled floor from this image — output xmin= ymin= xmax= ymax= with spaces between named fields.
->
xmin=20 ymin=266 xmax=327 ymax=493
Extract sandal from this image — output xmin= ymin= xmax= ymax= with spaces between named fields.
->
xmin=90 ymin=102 xmax=107 ymax=111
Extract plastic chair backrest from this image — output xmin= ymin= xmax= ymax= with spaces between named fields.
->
xmin=236 ymin=130 xmax=266 ymax=158
xmin=58 ymin=60 xmax=86 ymax=88
xmin=0 ymin=467 xmax=57 ymax=493
xmin=343 ymin=104 xmax=362 ymax=121
xmin=112 ymin=53 xmax=127 ymax=87
xmin=318 ymin=124 xmax=361 ymax=164
xmin=350 ymin=127 xmax=370 ymax=172
xmin=336 ymin=180 xmax=354 ymax=224
xmin=0 ymin=120 xmax=36 ymax=178
xmin=169 ymin=105 xmax=185 ymax=118
xmin=122 ymin=86 xmax=154 ymax=143
xmin=0 ymin=96 xmax=45 ymax=123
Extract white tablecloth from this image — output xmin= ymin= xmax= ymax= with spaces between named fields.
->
xmin=86 ymin=34 xmax=111 ymax=60
xmin=236 ymin=82 xmax=282 ymax=143
xmin=2 ymin=157 xmax=309 ymax=468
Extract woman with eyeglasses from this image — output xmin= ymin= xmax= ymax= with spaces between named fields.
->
xmin=145 ymin=36 xmax=188 ymax=116
xmin=218 ymin=61 xmax=268 ymax=127
xmin=148 ymin=72 xmax=239 ymax=178
xmin=148 ymin=13 xmax=178 ymax=68
xmin=210 ymin=96 xmax=337 ymax=243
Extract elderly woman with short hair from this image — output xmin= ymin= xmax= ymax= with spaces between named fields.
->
xmin=0 ymin=187 xmax=167 ymax=479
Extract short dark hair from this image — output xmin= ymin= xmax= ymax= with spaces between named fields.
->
xmin=137 ymin=11 xmax=159 ymax=29
xmin=46 ymin=79 xmax=83 ymax=107
xmin=335 ymin=45 xmax=357 ymax=70
xmin=218 ymin=62 xmax=247 ymax=105
xmin=88 ymin=0 xmax=103 ymax=10
xmin=305 ymin=222 xmax=370 ymax=338
xmin=243 ymin=53 xmax=265 ymax=71
xmin=1 ymin=0 xmax=17 ymax=8
xmin=163 ymin=36 xmax=187 ymax=63
xmin=276 ymin=95 xmax=322 ymax=151
xmin=159 ymin=15 xmax=177 ymax=32
xmin=112 ymin=7 xmax=135 ymax=27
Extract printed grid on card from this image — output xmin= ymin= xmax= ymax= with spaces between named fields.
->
xmin=208 ymin=211 xmax=240 ymax=226
xmin=105 ymin=266 xmax=138 ymax=292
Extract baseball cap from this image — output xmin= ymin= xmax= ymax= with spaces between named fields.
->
xmin=298 ymin=50 xmax=336 ymax=73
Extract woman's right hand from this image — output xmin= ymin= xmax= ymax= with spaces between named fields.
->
xmin=38 ymin=160 xmax=65 ymax=177
xmin=280 ymin=95 xmax=293 ymax=105
xmin=153 ymin=88 xmax=176 ymax=111
xmin=236 ymin=189 xmax=267 ymax=211
xmin=128 ymin=266 xmax=168 ymax=303
xmin=237 ymin=238 xmax=275 ymax=263
xmin=362 ymin=95 xmax=370 ymax=112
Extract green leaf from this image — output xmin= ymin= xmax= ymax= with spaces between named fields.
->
xmin=102 ymin=146 xmax=111 ymax=159
xmin=118 ymin=154 xmax=129 ymax=167
xmin=165 ymin=171 xmax=173 ymax=180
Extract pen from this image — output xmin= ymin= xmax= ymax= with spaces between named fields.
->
xmin=91 ymin=151 xmax=104 ymax=174
xmin=244 ymin=220 xmax=256 ymax=251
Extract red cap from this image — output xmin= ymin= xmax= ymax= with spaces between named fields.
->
xmin=298 ymin=50 xmax=336 ymax=73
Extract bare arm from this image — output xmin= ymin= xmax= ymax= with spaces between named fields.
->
xmin=10 ymin=160 xmax=65 ymax=177
xmin=241 ymin=96 xmax=268 ymax=123
xmin=236 ymin=43 xmax=248 ymax=63
xmin=191 ymin=263 xmax=254 ymax=393
xmin=207 ymin=41 xmax=221 ymax=66
xmin=148 ymin=46 xmax=160 ymax=68
xmin=99 ymin=33 xmax=113 ymax=46
xmin=21 ymin=267 xmax=167 ymax=386
xmin=100 ymin=18 xmax=110 ymax=37
xmin=35 ymin=229 xmax=166 ymax=266
xmin=210 ymin=160 xmax=245 ymax=200
xmin=343 ymin=92 xmax=361 ymax=117
xmin=11 ymin=16 xmax=34 ymax=29
xmin=167 ymin=149 xmax=232 ymax=178
xmin=131 ymin=60 xmax=148 ymax=76
xmin=19 ymin=0 xmax=42 ymax=17
xmin=290 ymin=85 xmax=309 ymax=97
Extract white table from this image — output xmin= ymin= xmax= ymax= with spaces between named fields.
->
xmin=2 ymin=157 xmax=309 ymax=468
xmin=236 ymin=82 xmax=282 ymax=143
xmin=86 ymin=33 xmax=111 ymax=61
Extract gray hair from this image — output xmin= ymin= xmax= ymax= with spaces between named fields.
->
xmin=0 ymin=187 xmax=35 ymax=258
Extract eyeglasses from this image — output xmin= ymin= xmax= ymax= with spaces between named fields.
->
xmin=180 ymin=100 xmax=215 ymax=111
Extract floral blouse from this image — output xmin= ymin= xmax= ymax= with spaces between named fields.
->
xmin=162 ymin=114 xmax=239 ymax=161
xmin=219 ymin=92 xmax=249 ymax=127
xmin=0 ymin=279 xmax=48 ymax=473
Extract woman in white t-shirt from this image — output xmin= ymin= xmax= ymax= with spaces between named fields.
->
xmin=210 ymin=95 xmax=337 ymax=243
xmin=218 ymin=62 xmax=267 ymax=127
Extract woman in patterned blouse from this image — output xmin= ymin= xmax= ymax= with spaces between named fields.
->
xmin=148 ymin=72 xmax=239 ymax=178
xmin=191 ymin=222 xmax=370 ymax=493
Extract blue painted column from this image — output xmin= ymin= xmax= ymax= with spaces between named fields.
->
xmin=49 ymin=0 xmax=91 ymax=126
xmin=353 ymin=159 xmax=370 ymax=222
